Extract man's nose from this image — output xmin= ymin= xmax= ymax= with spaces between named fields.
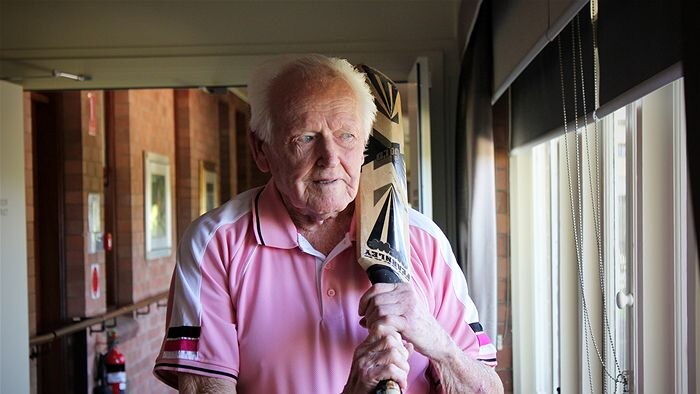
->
xmin=316 ymin=135 xmax=341 ymax=167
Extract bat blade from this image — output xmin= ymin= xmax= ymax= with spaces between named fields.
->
xmin=356 ymin=64 xmax=411 ymax=284
xmin=356 ymin=64 xmax=410 ymax=394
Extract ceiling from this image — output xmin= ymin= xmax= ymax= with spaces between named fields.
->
xmin=0 ymin=1 xmax=474 ymax=90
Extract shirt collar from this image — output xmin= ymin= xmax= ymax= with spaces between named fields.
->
xmin=251 ymin=179 xmax=359 ymax=248
xmin=251 ymin=180 xmax=299 ymax=249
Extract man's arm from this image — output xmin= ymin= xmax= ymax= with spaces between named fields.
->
xmin=430 ymin=337 xmax=503 ymax=394
xmin=359 ymin=283 xmax=503 ymax=394
xmin=179 ymin=373 xmax=236 ymax=394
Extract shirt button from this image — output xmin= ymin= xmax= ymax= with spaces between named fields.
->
xmin=327 ymin=289 xmax=336 ymax=297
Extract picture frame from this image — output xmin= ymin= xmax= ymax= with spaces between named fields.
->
xmin=199 ymin=160 xmax=219 ymax=215
xmin=87 ymin=192 xmax=102 ymax=254
xmin=144 ymin=152 xmax=172 ymax=259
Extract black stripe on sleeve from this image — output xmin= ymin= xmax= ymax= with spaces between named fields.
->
xmin=155 ymin=363 xmax=238 ymax=381
xmin=166 ymin=326 xmax=201 ymax=339
xmin=254 ymin=189 xmax=265 ymax=245
xmin=469 ymin=322 xmax=484 ymax=333
xmin=477 ymin=358 xmax=498 ymax=363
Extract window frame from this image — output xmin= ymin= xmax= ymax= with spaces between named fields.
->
xmin=510 ymin=79 xmax=695 ymax=393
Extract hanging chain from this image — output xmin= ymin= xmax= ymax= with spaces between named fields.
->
xmin=575 ymin=14 xmax=626 ymax=392
xmin=591 ymin=0 xmax=600 ymax=112
xmin=570 ymin=25 xmax=598 ymax=393
xmin=558 ymin=34 xmax=595 ymax=393
xmin=559 ymin=10 xmax=627 ymax=392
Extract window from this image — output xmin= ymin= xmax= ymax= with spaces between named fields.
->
xmin=511 ymin=79 xmax=693 ymax=393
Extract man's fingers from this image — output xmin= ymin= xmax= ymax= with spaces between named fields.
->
xmin=363 ymin=302 xmax=407 ymax=327
xmin=367 ymin=314 xmax=409 ymax=337
xmin=351 ymin=329 xmax=412 ymax=391
xmin=372 ymin=363 xmax=409 ymax=391
xmin=403 ymin=340 xmax=415 ymax=355
xmin=358 ymin=283 xmax=400 ymax=315
xmin=362 ymin=338 xmax=410 ymax=391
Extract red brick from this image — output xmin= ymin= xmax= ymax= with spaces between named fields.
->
xmin=495 ymin=149 xmax=509 ymax=169
xmin=496 ymin=190 xmax=508 ymax=214
xmin=498 ymin=278 xmax=507 ymax=301
xmin=498 ymin=234 xmax=510 ymax=257
xmin=498 ymin=258 xmax=509 ymax=281
xmin=495 ymin=168 xmax=508 ymax=191
xmin=497 ymin=213 xmax=510 ymax=233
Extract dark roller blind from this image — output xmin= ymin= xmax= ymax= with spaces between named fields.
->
xmin=510 ymin=0 xmax=683 ymax=150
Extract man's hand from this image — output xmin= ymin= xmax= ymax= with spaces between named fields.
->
xmin=359 ymin=283 xmax=453 ymax=360
xmin=342 ymin=329 xmax=411 ymax=394
xmin=358 ymin=283 xmax=504 ymax=394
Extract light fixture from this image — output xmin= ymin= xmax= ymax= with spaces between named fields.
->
xmin=52 ymin=69 xmax=91 ymax=81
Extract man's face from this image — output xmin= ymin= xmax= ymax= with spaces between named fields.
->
xmin=253 ymin=73 xmax=365 ymax=222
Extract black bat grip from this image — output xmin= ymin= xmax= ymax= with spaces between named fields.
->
xmin=366 ymin=265 xmax=403 ymax=394
xmin=367 ymin=265 xmax=402 ymax=285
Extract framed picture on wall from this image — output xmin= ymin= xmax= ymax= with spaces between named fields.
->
xmin=144 ymin=152 xmax=172 ymax=260
xmin=199 ymin=160 xmax=219 ymax=215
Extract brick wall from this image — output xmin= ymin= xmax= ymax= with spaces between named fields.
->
xmin=62 ymin=91 xmax=88 ymax=317
xmin=174 ymin=90 xmax=193 ymax=240
xmin=219 ymin=100 xmax=232 ymax=202
xmin=127 ymin=89 xmax=176 ymax=301
xmin=174 ymin=89 xmax=220 ymax=239
xmin=113 ymin=90 xmax=134 ymax=306
xmin=75 ymin=90 xmax=109 ymax=389
xmin=188 ymin=90 xmax=220 ymax=216
xmin=493 ymin=97 xmax=513 ymax=393
xmin=92 ymin=89 xmax=176 ymax=394
xmin=82 ymin=91 xmax=107 ymax=317
xmin=23 ymin=92 xmax=38 ymax=394
xmin=174 ymin=89 xmax=261 ymax=239
xmin=42 ymin=90 xmax=106 ymax=320
xmin=231 ymin=94 xmax=269 ymax=192
xmin=25 ymin=87 xmax=253 ymax=393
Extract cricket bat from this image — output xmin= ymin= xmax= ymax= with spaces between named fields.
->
xmin=356 ymin=64 xmax=411 ymax=394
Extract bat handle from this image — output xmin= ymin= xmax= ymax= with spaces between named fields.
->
xmin=367 ymin=266 xmax=404 ymax=394
xmin=375 ymin=379 xmax=401 ymax=394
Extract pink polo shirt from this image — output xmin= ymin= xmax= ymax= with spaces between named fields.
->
xmin=154 ymin=180 xmax=496 ymax=393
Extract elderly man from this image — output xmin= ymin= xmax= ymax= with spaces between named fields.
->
xmin=154 ymin=54 xmax=503 ymax=393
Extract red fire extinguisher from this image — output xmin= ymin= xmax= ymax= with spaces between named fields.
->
xmin=104 ymin=331 xmax=126 ymax=394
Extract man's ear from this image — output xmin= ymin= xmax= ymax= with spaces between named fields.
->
xmin=248 ymin=129 xmax=270 ymax=172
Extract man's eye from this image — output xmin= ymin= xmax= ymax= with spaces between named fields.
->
xmin=340 ymin=132 xmax=355 ymax=141
xmin=298 ymin=134 xmax=315 ymax=143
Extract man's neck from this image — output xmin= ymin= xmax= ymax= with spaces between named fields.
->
xmin=293 ymin=206 xmax=354 ymax=255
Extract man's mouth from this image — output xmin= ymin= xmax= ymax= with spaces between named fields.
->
xmin=314 ymin=179 xmax=337 ymax=185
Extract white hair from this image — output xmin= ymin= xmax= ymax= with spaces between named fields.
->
xmin=247 ymin=54 xmax=377 ymax=143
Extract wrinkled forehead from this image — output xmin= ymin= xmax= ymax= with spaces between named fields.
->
xmin=268 ymin=67 xmax=359 ymax=128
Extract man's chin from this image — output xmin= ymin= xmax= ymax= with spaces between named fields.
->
xmin=308 ymin=200 xmax=352 ymax=219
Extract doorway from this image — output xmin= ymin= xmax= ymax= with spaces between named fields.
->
xmin=32 ymin=92 xmax=87 ymax=394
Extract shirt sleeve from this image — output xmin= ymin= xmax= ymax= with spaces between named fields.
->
xmin=153 ymin=221 xmax=240 ymax=388
xmin=410 ymin=215 xmax=498 ymax=368
xmin=432 ymin=257 xmax=498 ymax=367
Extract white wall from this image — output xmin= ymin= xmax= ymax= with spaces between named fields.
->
xmin=0 ymin=81 xmax=30 ymax=393
xmin=639 ymin=82 xmax=675 ymax=392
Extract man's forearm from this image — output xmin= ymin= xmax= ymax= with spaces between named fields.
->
xmin=179 ymin=373 xmax=237 ymax=394
xmin=431 ymin=341 xmax=504 ymax=394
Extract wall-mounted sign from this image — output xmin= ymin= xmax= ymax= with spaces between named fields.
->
xmin=88 ymin=92 xmax=97 ymax=136
xmin=91 ymin=263 xmax=100 ymax=299
xmin=87 ymin=193 xmax=102 ymax=254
